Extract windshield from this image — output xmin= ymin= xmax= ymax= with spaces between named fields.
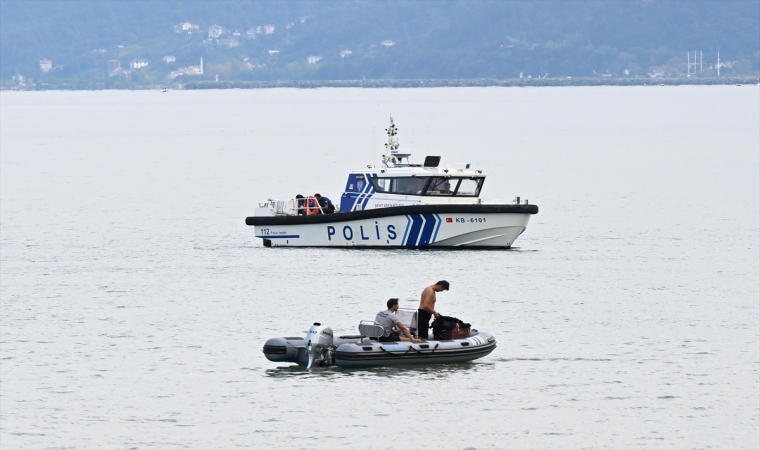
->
xmin=370 ymin=177 xmax=430 ymax=195
xmin=424 ymin=177 xmax=484 ymax=197
xmin=369 ymin=176 xmax=484 ymax=196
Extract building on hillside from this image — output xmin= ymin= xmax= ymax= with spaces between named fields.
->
xmin=208 ymin=24 xmax=223 ymax=39
xmin=264 ymin=25 xmax=275 ymax=34
xmin=39 ymin=60 xmax=52 ymax=72
xmin=381 ymin=40 xmax=395 ymax=47
xmin=232 ymin=30 xmax=241 ymax=36
xmin=219 ymin=38 xmax=240 ymax=48
xmin=340 ymin=49 xmax=352 ymax=58
xmin=107 ymin=60 xmax=121 ymax=72
xmin=246 ymin=29 xmax=257 ymax=39
xmin=130 ymin=59 xmax=149 ymax=69
xmin=163 ymin=55 xmax=176 ymax=63
xmin=269 ymin=50 xmax=280 ymax=56
xmin=300 ymin=16 xmax=308 ymax=23
xmin=174 ymin=22 xmax=199 ymax=33
xmin=307 ymin=55 xmax=322 ymax=64
xmin=170 ymin=58 xmax=204 ymax=78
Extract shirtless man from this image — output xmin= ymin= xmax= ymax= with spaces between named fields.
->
xmin=417 ymin=280 xmax=449 ymax=339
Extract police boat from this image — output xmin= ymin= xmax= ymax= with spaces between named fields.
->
xmin=262 ymin=313 xmax=496 ymax=368
xmin=246 ymin=116 xmax=538 ymax=248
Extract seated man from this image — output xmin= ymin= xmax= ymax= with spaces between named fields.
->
xmin=314 ymin=193 xmax=335 ymax=214
xmin=295 ymin=194 xmax=306 ymax=215
xmin=375 ymin=298 xmax=420 ymax=342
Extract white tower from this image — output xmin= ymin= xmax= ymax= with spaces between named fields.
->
xmin=200 ymin=57 xmax=204 ymax=75
xmin=716 ymin=49 xmax=720 ymax=76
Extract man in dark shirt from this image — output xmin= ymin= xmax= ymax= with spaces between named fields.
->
xmin=295 ymin=194 xmax=306 ymax=215
xmin=314 ymin=193 xmax=335 ymax=214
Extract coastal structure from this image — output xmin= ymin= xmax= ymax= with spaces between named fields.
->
xmin=130 ymin=59 xmax=149 ymax=69
xmin=208 ymin=24 xmax=223 ymax=39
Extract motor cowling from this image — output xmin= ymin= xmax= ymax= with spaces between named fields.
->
xmin=305 ymin=322 xmax=334 ymax=368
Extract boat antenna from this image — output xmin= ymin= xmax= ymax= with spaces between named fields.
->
xmin=382 ymin=115 xmax=399 ymax=168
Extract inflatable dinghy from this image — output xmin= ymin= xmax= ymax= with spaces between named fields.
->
xmin=263 ymin=318 xmax=496 ymax=368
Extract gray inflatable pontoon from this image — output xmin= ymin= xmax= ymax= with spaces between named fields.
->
xmin=263 ymin=321 xmax=496 ymax=368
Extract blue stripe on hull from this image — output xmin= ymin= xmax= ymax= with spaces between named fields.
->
xmin=405 ymin=215 xmax=424 ymax=247
xmin=432 ymin=214 xmax=442 ymax=243
xmin=418 ymin=214 xmax=437 ymax=246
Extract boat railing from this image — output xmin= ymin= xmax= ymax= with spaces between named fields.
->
xmin=358 ymin=320 xmax=386 ymax=339
xmin=257 ymin=196 xmax=325 ymax=216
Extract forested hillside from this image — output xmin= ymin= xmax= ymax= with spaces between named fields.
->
xmin=1 ymin=0 xmax=758 ymax=88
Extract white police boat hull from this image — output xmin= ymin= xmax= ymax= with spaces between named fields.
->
xmin=263 ymin=323 xmax=496 ymax=368
xmin=247 ymin=204 xmax=535 ymax=248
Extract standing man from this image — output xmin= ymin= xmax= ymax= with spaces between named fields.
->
xmin=375 ymin=298 xmax=420 ymax=342
xmin=417 ymin=280 xmax=449 ymax=339
xmin=314 ymin=193 xmax=335 ymax=214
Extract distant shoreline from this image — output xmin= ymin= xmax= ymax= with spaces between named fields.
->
xmin=184 ymin=76 xmax=759 ymax=90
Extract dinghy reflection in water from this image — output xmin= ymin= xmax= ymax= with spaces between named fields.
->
xmin=246 ymin=116 xmax=538 ymax=248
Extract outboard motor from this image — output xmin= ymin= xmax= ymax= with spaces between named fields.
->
xmin=305 ymin=322 xmax=334 ymax=368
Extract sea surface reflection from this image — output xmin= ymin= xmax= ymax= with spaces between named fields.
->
xmin=1 ymin=87 xmax=758 ymax=449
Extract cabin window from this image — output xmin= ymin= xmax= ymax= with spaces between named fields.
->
xmin=371 ymin=178 xmax=392 ymax=193
xmin=427 ymin=177 xmax=460 ymax=196
xmin=456 ymin=178 xmax=483 ymax=196
xmin=393 ymin=177 xmax=429 ymax=195
xmin=423 ymin=177 xmax=484 ymax=196
xmin=370 ymin=177 xmax=430 ymax=196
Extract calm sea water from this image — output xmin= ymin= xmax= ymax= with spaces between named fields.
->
xmin=1 ymin=86 xmax=758 ymax=449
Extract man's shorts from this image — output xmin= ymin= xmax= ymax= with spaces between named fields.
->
xmin=378 ymin=333 xmax=401 ymax=342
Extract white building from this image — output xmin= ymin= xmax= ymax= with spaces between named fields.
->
xmin=39 ymin=59 xmax=52 ymax=72
xmin=208 ymin=24 xmax=223 ymax=39
xmin=269 ymin=50 xmax=280 ymax=56
xmin=130 ymin=59 xmax=149 ymax=69
xmin=381 ymin=40 xmax=395 ymax=47
xmin=264 ymin=25 xmax=275 ymax=34
xmin=307 ymin=55 xmax=322 ymax=64
xmin=340 ymin=49 xmax=352 ymax=58
xmin=163 ymin=55 xmax=176 ymax=63
xmin=174 ymin=22 xmax=199 ymax=33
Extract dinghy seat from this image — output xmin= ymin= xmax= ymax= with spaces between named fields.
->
xmin=394 ymin=308 xmax=418 ymax=337
xmin=358 ymin=320 xmax=385 ymax=340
